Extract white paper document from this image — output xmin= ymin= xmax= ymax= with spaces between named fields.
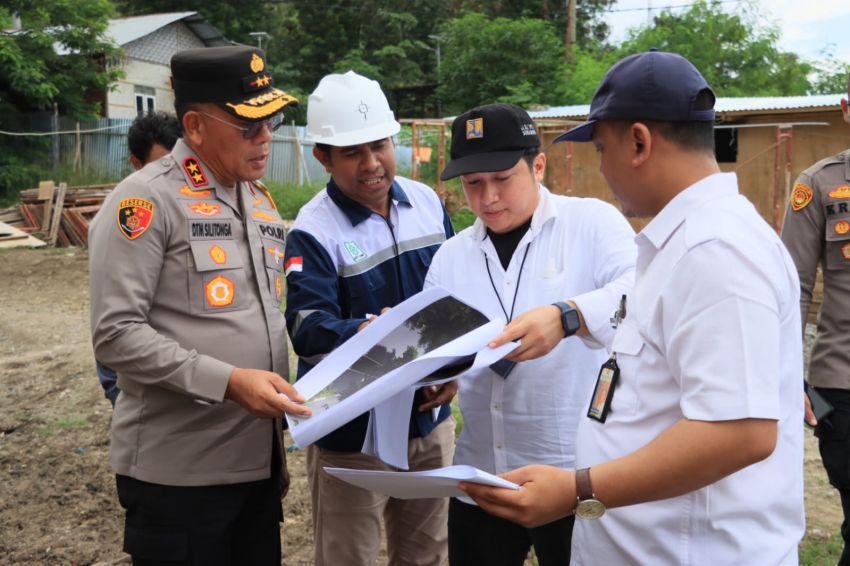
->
xmin=285 ymin=286 xmax=518 ymax=467
xmin=323 ymin=464 xmax=521 ymax=499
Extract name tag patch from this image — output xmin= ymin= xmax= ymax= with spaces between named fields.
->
xmin=190 ymin=221 xmax=234 ymax=240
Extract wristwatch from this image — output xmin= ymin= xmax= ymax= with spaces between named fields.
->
xmin=552 ymin=301 xmax=581 ymax=338
xmin=575 ymin=467 xmax=606 ymax=519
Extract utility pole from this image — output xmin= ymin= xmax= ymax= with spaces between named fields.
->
xmin=565 ymin=0 xmax=576 ymax=64
xmin=249 ymin=32 xmax=270 ymax=50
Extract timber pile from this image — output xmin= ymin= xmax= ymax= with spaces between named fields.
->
xmin=0 ymin=181 xmax=114 ymax=247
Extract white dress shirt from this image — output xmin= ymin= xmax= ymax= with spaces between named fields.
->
xmin=425 ymin=185 xmax=636 ymax=483
xmin=572 ymin=172 xmax=805 ymax=565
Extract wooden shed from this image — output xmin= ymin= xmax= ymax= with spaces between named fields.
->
xmin=529 ymin=94 xmax=850 ymax=232
xmin=407 ymin=95 xmax=849 ymax=233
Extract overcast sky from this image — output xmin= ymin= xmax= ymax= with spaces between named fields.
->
xmin=605 ymin=0 xmax=850 ymax=63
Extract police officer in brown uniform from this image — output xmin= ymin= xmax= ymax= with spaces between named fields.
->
xmin=781 ymin=73 xmax=850 ymax=565
xmin=89 ymin=46 xmax=310 ymax=565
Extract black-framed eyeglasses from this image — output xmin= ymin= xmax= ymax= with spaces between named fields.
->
xmin=199 ymin=111 xmax=284 ymax=139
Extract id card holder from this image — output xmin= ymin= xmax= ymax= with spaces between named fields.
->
xmin=587 ymin=355 xmax=620 ymax=423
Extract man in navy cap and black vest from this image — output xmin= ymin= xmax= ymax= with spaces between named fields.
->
xmin=463 ymin=51 xmax=805 ymax=564
xmin=89 ymin=45 xmax=311 ymax=565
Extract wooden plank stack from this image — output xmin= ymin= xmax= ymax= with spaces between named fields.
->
xmin=0 ymin=182 xmax=114 ymax=248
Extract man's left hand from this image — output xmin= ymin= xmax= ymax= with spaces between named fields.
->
xmin=418 ymin=380 xmax=458 ymax=412
xmin=460 ymin=464 xmax=576 ymax=528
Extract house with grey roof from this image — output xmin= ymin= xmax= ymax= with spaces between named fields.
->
xmin=101 ymin=12 xmax=230 ymax=118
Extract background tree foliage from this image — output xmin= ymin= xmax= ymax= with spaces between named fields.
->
xmin=0 ymin=0 xmax=121 ymax=198
xmin=617 ymin=0 xmax=812 ymax=96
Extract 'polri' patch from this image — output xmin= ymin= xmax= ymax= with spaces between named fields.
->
xmin=117 ymin=198 xmax=154 ymax=240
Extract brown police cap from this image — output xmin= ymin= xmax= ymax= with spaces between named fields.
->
xmin=171 ymin=46 xmax=297 ymax=122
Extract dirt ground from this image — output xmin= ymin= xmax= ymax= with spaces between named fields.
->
xmin=0 ymin=247 xmax=843 ymax=565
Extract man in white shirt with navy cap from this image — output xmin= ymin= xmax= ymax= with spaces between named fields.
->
xmin=463 ymin=50 xmax=806 ymax=565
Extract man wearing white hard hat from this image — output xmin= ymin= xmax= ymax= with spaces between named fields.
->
xmin=283 ymin=71 xmax=455 ymax=566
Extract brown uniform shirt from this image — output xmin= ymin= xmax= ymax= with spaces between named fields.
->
xmin=89 ymin=138 xmax=289 ymax=486
xmin=780 ymin=149 xmax=850 ymax=389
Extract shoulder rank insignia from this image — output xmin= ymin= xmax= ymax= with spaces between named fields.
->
xmin=791 ymin=183 xmax=813 ymax=211
xmin=180 ymin=185 xmax=212 ymax=198
xmin=117 ymin=198 xmax=154 ymax=240
xmin=183 ymin=157 xmax=208 ymax=187
xmin=835 ymin=220 xmax=850 ymax=236
xmin=828 ymin=185 xmax=850 ymax=200
xmin=189 ymin=202 xmax=222 ymax=217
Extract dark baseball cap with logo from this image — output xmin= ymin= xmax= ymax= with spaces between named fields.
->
xmin=555 ymin=50 xmax=715 ymax=143
xmin=171 ymin=46 xmax=298 ymax=122
xmin=441 ymin=103 xmax=540 ymax=181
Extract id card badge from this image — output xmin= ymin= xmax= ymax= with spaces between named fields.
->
xmin=587 ymin=356 xmax=620 ymax=423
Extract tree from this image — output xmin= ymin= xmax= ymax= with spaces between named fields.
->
xmin=438 ymin=13 xmax=565 ymax=114
xmin=617 ymin=0 xmax=812 ymax=96
xmin=0 ymin=0 xmax=121 ymax=199
xmin=809 ymin=49 xmax=850 ymax=95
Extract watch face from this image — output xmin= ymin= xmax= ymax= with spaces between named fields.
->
xmin=576 ymin=498 xmax=606 ymax=520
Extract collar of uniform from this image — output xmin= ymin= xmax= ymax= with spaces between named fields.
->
xmin=638 ymin=171 xmax=738 ymax=250
xmin=469 ymin=184 xmax=557 ymax=243
xmin=326 ymin=177 xmax=411 ymax=226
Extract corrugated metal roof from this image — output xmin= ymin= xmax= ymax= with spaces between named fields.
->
xmin=107 ymin=12 xmax=199 ymax=46
xmin=527 ymin=94 xmax=844 ymax=120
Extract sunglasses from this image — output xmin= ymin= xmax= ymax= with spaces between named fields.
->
xmin=199 ymin=111 xmax=284 ymax=139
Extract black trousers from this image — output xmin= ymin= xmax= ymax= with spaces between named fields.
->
xmin=815 ymin=387 xmax=850 ymax=566
xmin=448 ymin=497 xmax=574 ymax=566
xmin=116 ymin=474 xmax=282 ymax=566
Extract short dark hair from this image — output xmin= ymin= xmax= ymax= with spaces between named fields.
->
xmin=128 ymin=111 xmax=181 ymax=163
xmin=315 ymin=142 xmax=332 ymax=157
xmin=520 ymin=146 xmax=541 ymax=170
xmin=609 ymin=89 xmax=715 ymax=153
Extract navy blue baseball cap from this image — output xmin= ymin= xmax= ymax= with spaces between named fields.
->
xmin=555 ymin=50 xmax=715 ymax=143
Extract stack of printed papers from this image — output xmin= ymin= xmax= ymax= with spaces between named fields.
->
xmin=286 ymin=286 xmax=518 ymax=468
xmin=324 ymin=464 xmax=521 ymax=499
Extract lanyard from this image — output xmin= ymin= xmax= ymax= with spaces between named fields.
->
xmin=484 ymin=242 xmax=531 ymax=323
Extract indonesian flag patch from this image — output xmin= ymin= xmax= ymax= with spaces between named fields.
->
xmin=285 ymin=256 xmax=303 ymax=276
xmin=117 ymin=198 xmax=154 ymax=240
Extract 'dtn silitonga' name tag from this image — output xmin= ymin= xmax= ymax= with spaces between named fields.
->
xmin=587 ymin=356 xmax=620 ymax=423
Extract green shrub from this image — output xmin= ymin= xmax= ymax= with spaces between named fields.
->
xmin=263 ymin=181 xmax=324 ymax=220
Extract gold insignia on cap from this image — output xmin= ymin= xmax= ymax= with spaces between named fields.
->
xmin=250 ymin=53 xmax=264 ymax=74
xmin=466 ymin=118 xmax=484 ymax=139
xmin=226 ymin=89 xmax=298 ymax=120
xmin=791 ymin=183 xmax=813 ymax=212
xmin=828 ymin=185 xmax=850 ymax=199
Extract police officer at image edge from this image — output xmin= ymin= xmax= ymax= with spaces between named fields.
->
xmin=88 ymin=45 xmax=310 ymax=565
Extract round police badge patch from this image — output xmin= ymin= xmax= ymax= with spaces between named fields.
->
xmin=117 ymin=198 xmax=154 ymax=240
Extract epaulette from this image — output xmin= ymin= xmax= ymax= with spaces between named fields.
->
xmin=253 ymin=180 xmax=278 ymax=211
xmin=802 ymin=149 xmax=849 ymax=178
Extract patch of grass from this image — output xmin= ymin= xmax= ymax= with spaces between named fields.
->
xmin=451 ymin=397 xmax=464 ymax=438
xmin=264 ymin=181 xmax=324 ymax=220
xmin=37 ymin=417 xmax=88 ymax=437
xmin=800 ymin=531 xmax=843 ymax=565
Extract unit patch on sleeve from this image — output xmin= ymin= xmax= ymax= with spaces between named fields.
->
xmin=183 ymin=158 xmax=208 ymax=187
xmin=828 ymin=185 xmax=850 ymax=200
xmin=791 ymin=183 xmax=813 ymax=211
xmin=285 ymin=256 xmax=303 ymax=276
xmin=116 ymin=198 xmax=154 ymax=240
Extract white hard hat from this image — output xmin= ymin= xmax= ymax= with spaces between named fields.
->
xmin=306 ymin=70 xmax=401 ymax=146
